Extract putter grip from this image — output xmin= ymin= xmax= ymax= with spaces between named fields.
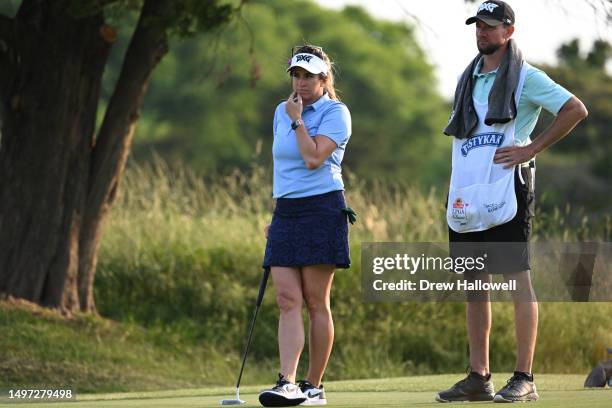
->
xmin=256 ymin=268 xmax=270 ymax=307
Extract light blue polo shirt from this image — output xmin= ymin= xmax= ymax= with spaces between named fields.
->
xmin=472 ymin=60 xmax=573 ymax=145
xmin=272 ymin=93 xmax=351 ymax=198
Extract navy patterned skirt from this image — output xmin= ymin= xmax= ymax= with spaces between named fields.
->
xmin=263 ymin=190 xmax=350 ymax=269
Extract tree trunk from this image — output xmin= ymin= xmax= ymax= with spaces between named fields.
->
xmin=0 ymin=0 xmax=111 ymax=312
xmin=77 ymin=0 xmax=171 ymax=312
xmin=0 ymin=0 xmax=171 ymax=313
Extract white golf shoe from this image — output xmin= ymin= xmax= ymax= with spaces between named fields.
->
xmin=259 ymin=373 xmax=306 ymax=407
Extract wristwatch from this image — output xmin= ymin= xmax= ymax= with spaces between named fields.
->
xmin=291 ymin=118 xmax=303 ymax=130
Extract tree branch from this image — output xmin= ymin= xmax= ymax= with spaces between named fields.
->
xmin=89 ymin=0 xmax=173 ymax=206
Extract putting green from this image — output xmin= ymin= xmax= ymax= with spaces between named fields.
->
xmin=2 ymin=374 xmax=609 ymax=407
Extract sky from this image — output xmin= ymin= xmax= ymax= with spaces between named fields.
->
xmin=316 ymin=0 xmax=612 ymax=98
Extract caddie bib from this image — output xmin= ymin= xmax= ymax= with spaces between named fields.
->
xmin=447 ymin=64 xmax=527 ymax=233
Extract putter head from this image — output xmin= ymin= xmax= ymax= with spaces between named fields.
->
xmin=221 ymin=388 xmax=246 ymax=405
xmin=220 ymin=398 xmax=246 ymax=405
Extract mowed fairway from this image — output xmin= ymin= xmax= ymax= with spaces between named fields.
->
xmin=2 ymin=374 xmax=609 ymax=408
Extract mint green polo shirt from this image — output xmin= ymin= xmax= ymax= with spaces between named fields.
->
xmin=472 ymin=59 xmax=573 ymax=145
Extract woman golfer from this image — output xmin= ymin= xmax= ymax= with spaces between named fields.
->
xmin=258 ymin=44 xmax=352 ymax=407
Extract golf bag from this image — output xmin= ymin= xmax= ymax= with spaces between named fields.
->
xmin=584 ymin=347 xmax=612 ymax=388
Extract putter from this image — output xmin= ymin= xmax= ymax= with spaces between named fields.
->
xmin=221 ymin=267 xmax=271 ymax=405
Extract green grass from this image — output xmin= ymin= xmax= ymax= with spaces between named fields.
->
xmin=2 ymin=297 xmax=611 ymax=398
xmin=0 ymin=299 xmax=271 ymax=393
xmin=2 ymin=374 xmax=610 ymax=407
xmin=2 ymin=162 xmax=611 ymax=393
xmin=93 ymin=163 xmax=611 ymax=381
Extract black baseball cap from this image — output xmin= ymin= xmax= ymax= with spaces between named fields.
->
xmin=466 ymin=0 xmax=515 ymax=26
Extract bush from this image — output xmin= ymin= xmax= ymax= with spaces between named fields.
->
xmin=95 ymin=160 xmax=612 ymax=381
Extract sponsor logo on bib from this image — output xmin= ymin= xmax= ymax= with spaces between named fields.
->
xmin=484 ymin=201 xmax=506 ymax=213
xmin=461 ymin=132 xmax=504 ymax=157
xmin=451 ymin=198 xmax=470 ymax=225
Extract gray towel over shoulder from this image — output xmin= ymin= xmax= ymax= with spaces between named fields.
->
xmin=444 ymin=39 xmax=524 ymax=140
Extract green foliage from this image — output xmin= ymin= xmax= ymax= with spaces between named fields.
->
xmin=92 ymin=162 xmax=610 ymax=382
xmin=557 ymin=39 xmax=612 ymax=70
xmin=2 ymin=162 xmax=610 ymax=391
xmin=65 ymin=0 xmax=237 ymax=37
xmin=0 ymin=0 xmax=20 ymax=17
xmin=531 ymin=39 xmax=612 ymax=215
xmin=100 ymin=0 xmax=450 ymax=187
xmin=158 ymin=0 xmax=237 ymax=38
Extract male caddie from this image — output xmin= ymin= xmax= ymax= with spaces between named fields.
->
xmin=439 ymin=0 xmax=587 ymax=403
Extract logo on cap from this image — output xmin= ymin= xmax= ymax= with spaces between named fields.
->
xmin=478 ymin=2 xmax=499 ymax=13
xmin=466 ymin=0 xmax=514 ymax=25
xmin=296 ymin=55 xmax=313 ymax=63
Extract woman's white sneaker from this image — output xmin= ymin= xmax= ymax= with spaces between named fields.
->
xmin=298 ymin=380 xmax=327 ymax=406
xmin=259 ymin=373 xmax=307 ymax=407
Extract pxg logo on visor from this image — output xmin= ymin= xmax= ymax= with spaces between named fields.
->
xmin=287 ymin=53 xmax=328 ymax=76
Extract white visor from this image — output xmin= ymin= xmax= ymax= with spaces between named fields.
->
xmin=287 ymin=53 xmax=328 ymax=76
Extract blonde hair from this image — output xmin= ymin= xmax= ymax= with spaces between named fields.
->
xmin=292 ymin=44 xmax=340 ymax=101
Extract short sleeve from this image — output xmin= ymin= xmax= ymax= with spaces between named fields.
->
xmin=316 ymin=103 xmax=352 ymax=147
xmin=273 ymin=102 xmax=284 ymax=137
xmin=523 ymin=67 xmax=573 ymax=116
